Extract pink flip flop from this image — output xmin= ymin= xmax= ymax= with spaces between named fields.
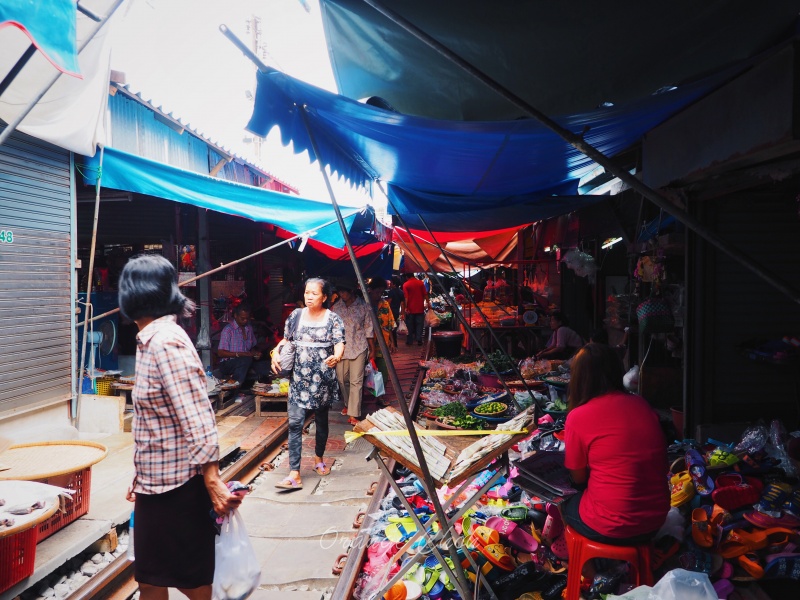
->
xmin=542 ymin=503 xmax=564 ymax=543
xmin=486 ymin=516 xmax=539 ymax=553
xmin=550 ymin=533 xmax=569 ymax=559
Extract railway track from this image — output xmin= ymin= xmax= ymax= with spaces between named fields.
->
xmin=64 ymin=418 xmax=291 ymax=600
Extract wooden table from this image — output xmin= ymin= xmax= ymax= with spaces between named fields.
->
xmin=254 ymin=391 xmax=288 ymax=416
xmin=111 ymin=382 xmax=134 ymax=405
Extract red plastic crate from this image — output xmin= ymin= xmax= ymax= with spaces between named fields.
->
xmin=0 ymin=526 xmax=37 ymax=594
xmin=35 ymin=467 xmax=92 ymax=542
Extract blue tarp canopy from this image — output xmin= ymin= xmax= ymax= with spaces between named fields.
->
xmin=246 ymin=68 xmax=724 ymax=232
xmin=81 ymin=146 xmax=366 ymax=250
xmin=319 ymin=0 xmax=799 ymax=121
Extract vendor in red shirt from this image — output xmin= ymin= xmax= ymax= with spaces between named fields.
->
xmin=563 ymin=343 xmax=669 ymax=543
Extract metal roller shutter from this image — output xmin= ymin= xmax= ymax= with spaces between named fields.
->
xmin=0 ymin=131 xmax=72 ymax=412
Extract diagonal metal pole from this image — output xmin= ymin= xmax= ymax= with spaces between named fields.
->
xmin=298 ymin=106 xmax=471 ymax=595
xmin=0 ymin=0 xmax=128 ymax=149
xmin=360 ymin=0 xmax=800 ymax=306
xmin=78 ymin=216 xmax=349 ymax=327
xmin=0 ymin=45 xmax=37 ymax=98
xmin=74 ymin=145 xmax=105 ymax=420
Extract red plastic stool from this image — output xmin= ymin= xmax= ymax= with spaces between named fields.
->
xmin=564 ymin=525 xmax=654 ymax=600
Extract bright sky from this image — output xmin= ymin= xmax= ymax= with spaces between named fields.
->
xmin=111 ymin=0 xmax=372 ymax=206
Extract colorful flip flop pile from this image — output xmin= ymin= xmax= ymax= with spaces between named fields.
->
xmin=353 ymin=466 xmax=576 ymax=600
xmin=665 ymin=439 xmax=800 ymax=598
xmin=355 ymin=421 xmax=800 ymax=599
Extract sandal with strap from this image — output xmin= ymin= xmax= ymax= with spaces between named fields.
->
xmin=763 ymin=552 xmax=800 ymax=580
xmin=707 ymin=447 xmax=740 ymax=468
xmin=685 ymin=449 xmax=714 ymax=496
xmin=738 ymin=552 xmax=765 ymax=579
xmin=313 ymin=461 xmax=330 ymax=476
xmin=670 ymin=470 xmax=696 ymax=507
xmin=712 ymin=474 xmax=763 ymax=511
xmin=679 ymin=545 xmax=720 ymax=573
xmin=753 ymin=482 xmax=793 ymax=516
xmin=500 ymin=504 xmax=529 ymax=522
xmin=691 ymin=507 xmax=717 ymax=548
xmin=652 ymin=536 xmax=680 ymax=570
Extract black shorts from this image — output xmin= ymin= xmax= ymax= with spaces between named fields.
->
xmin=134 ymin=475 xmax=216 ymax=588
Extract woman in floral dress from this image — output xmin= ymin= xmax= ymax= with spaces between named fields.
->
xmin=271 ymin=278 xmax=345 ymax=490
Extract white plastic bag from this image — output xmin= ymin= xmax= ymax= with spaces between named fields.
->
xmin=623 ymin=364 xmax=639 ymax=392
xmin=212 ymin=509 xmax=261 ymax=600
xmin=364 ymin=361 xmax=385 ymax=397
xmin=425 ymin=310 xmax=441 ymax=328
xmin=607 ymin=569 xmax=716 ymax=600
xmin=396 ymin=319 xmax=408 ymax=335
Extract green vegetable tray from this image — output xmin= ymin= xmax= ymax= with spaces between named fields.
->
xmin=473 ymin=402 xmax=509 ymax=417
xmin=472 ymin=411 xmax=513 ymax=423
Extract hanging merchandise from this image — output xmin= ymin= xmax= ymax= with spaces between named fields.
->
xmin=636 ymin=296 xmax=675 ymax=335
xmin=633 ymin=255 xmax=666 ymax=283
xmin=560 ymin=248 xmax=598 ymax=284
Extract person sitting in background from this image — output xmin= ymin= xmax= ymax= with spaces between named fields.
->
xmin=536 ymin=310 xmax=583 ymax=360
xmin=214 ymin=303 xmax=271 ymax=387
xmin=562 ymin=343 xmax=669 ymax=543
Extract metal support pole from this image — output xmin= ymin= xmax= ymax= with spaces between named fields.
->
xmin=0 ymin=45 xmax=37 ymax=98
xmin=74 ymin=145 xmax=105 ymax=421
xmin=0 ymin=0 xmax=128 ymax=149
xmin=298 ymin=106 xmax=472 ymax=594
xmin=197 ymin=208 xmax=212 ymax=368
xmin=360 ymin=0 xmax=800 ymax=306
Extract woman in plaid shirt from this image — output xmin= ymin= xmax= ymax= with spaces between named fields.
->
xmin=119 ymin=255 xmax=242 ymax=599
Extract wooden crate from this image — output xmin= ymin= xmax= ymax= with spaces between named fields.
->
xmin=255 ymin=392 xmax=288 ymax=416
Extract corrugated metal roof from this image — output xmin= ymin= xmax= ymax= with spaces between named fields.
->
xmin=109 ymin=82 xmax=298 ymax=193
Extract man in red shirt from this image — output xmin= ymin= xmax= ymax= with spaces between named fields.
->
xmin=402 ymin=273 xmax=429 ymax=346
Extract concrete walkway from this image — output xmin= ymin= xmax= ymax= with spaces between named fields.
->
xmin=237 ymin=341 xmax=426 ymax=599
